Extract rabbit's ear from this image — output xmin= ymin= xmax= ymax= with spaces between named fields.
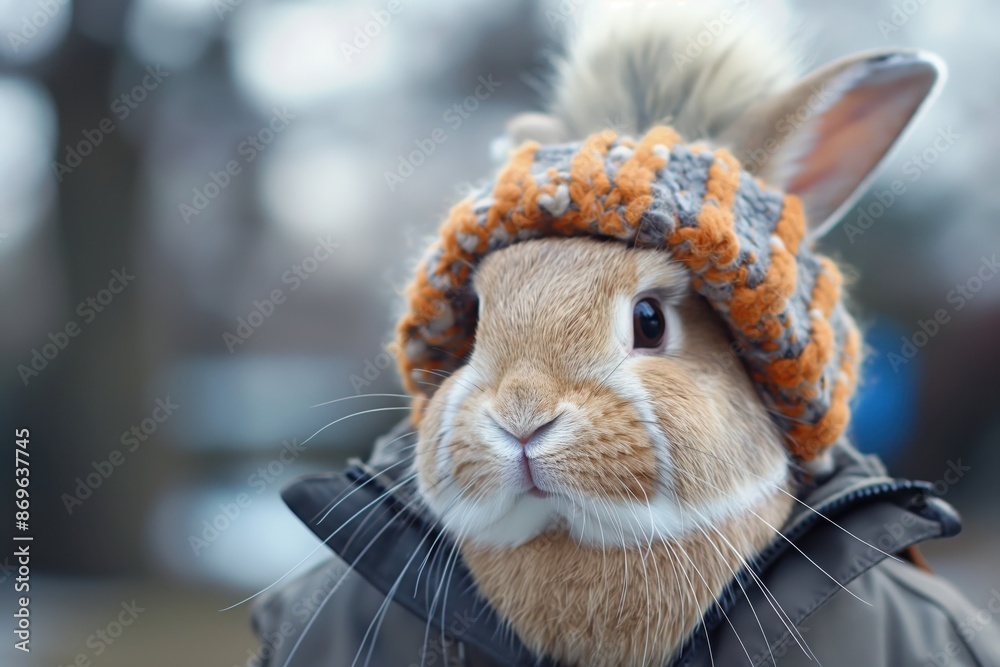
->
xmin=719 ymin=50 xmax=945 ymax=239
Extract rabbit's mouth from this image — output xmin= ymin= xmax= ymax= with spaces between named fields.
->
xmin=421 ymin=449 xmax=790 ymax=551
xmin=521 ymin=456 xmax=550 ymax=498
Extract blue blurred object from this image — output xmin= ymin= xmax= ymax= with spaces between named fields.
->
xmin=849 ymin=319 xmax=920 ymax=463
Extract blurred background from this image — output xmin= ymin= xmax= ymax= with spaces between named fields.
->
xmin=0 ymin=0 xmax=997 ymax=664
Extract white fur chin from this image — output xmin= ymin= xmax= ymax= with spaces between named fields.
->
xmin=568 ymin=464 xmax=787 ymax=547
xmin=433 ymin=462 xmax=787 ymax=549
xmin=469 ymin=495 xmax=555 ymax=547
xmin=429 ymin=489 xmax=555 ymax=548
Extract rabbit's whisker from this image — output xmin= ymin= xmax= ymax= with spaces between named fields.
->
xmin=321 ymin=475 xmax=478 ymax=667
xmin=354 ymin=514 xmax=447 ymax=667
xmin=581 ymin=350 xmax=633 ymax=409
xmin=415 ymin=379 xmax=445 ymax=391
xmin=620 ymin=476 xmax=661 ymax=666
xmin=668 ymin=441 xmax=900 ymax=563
xmin=671 ymin=463 xmax=872 ymax=608
xmin=673 ymin=529 xmax=756 ymax=666
xmin=310 ymin=393 xmax=413 ymax=409
xmin=684 ymin=500 xmax=811 ymax=664
xmin=220 ymin=472 xmax=419 ymax=612
xmin=414 ymin=368 xmax=483 ymax=394
xmin=309 ymin=432 xmax=418 ymax=523
xmin=302 ymin=406 xmax=416 ymax=447
xmin=429 ymin=345 xmax=487 ymax=382
xmin=421 ymin=488 xmax=481 ymax=666
xmin=285 ymin=486 xmax=436 ymax=667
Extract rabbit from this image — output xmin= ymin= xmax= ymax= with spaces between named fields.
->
xmin=249 ymin=3 xmax=1000 ymax=667
xmin=413 ymin=236 xmax=798 ymax=665
xmin=399 ymin=2 xmax=947 ymax=665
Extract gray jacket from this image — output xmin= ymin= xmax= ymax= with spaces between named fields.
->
xmin=250 ymin=423 xmax=1000 ymax=666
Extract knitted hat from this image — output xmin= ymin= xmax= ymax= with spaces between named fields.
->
xmin=395 ymin=126 xmax=861 ymax=461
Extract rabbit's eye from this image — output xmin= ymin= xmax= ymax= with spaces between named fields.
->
xmin=633 ymin=298 xmax=665 ymax=349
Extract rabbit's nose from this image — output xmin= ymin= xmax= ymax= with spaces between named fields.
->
xmin=504 ymin=416 xmax=559 ymax=447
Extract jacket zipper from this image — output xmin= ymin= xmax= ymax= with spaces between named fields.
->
xmin=751 ymin=477 xmax=931 ymax=573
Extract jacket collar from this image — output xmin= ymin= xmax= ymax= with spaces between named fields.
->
xmin=281 ymin=427 xmax=960 ymax=666
xmin=673 ymin=442 xmax=960 ymax=665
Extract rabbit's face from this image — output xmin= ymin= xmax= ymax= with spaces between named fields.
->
xmin=415 ymin=237 xmax=789 ymax=548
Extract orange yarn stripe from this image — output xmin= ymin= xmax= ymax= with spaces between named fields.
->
xmin=488 ymin=142 xmax=539 ymax=236
xmin=788 ymin=325 xmax=861 ymax=459
xmin=671 ymin=149 xmax=741 ymax=272
xmin=614 ymin=126 xmax=679 ymax=229
xmin=766 ymin=258 xmax=841 ymax=391
xmin=565 ymin=131 xmax=616 ymax=232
